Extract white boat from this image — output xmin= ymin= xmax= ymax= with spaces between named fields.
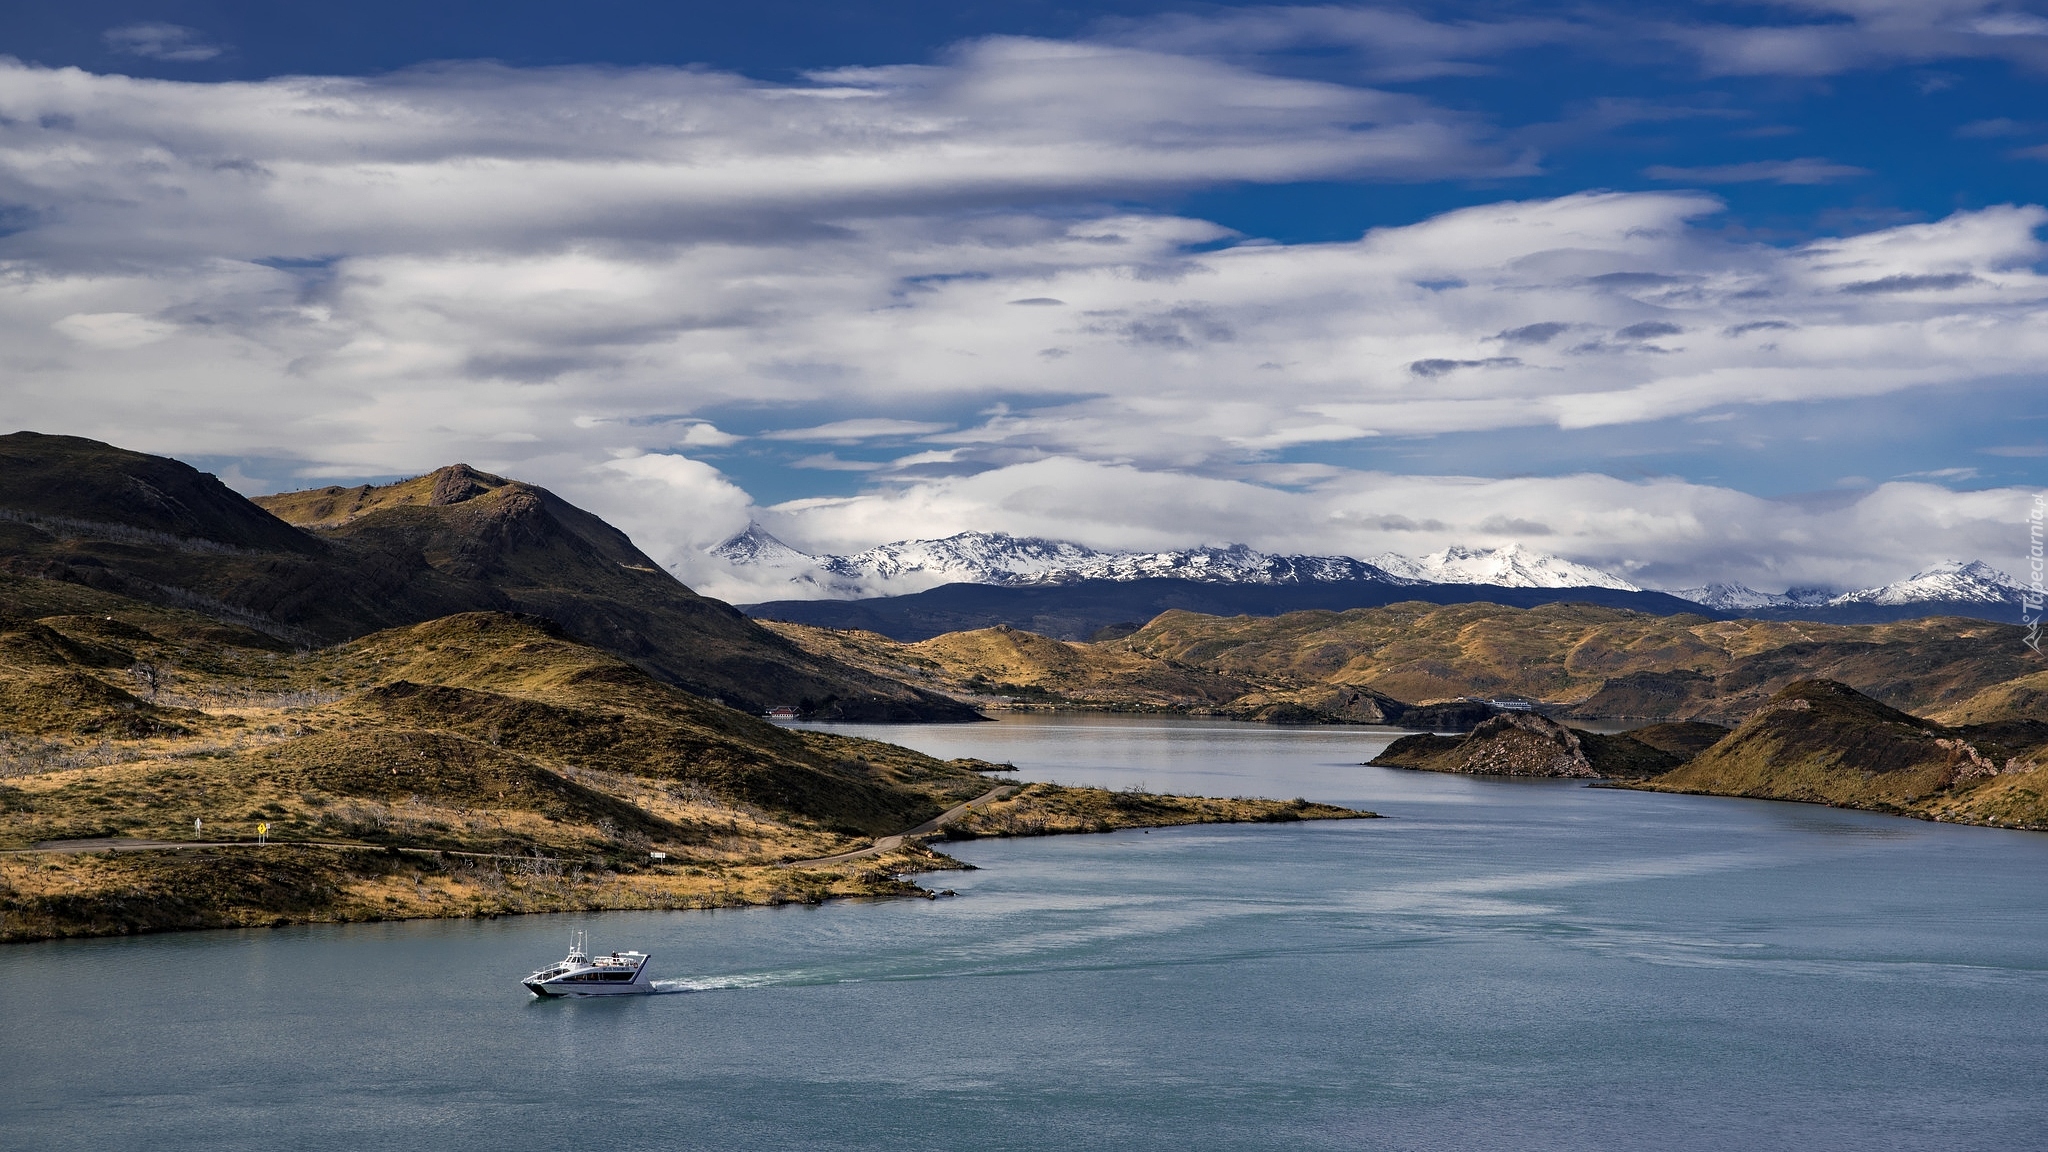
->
xmin=522 ymin=931 xmax=653 ymax=997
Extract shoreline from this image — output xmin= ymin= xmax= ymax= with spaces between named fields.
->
xmin=1601 ymin=777 xmax=2048 ymax=833
xmin=0 ymin=784 xmax=1370 ymax=945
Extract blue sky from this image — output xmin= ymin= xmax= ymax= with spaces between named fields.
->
xmin=2 ymin=1 xmax=2045 ymax=595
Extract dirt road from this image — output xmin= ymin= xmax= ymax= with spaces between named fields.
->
xmin=785 ymin=784 xmax=1017 ymax=868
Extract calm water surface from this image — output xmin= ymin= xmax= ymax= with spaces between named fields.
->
xmin=5 ymin=714 xmax=2046 ymax=1151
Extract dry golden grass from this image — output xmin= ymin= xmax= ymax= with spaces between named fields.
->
xmin=771 ymin=603 xmax=2045 ymax=729
xmin=1116 ymin=604 xmax=2039 ymax=720
xmin=0 ymin=843 xmax=955 ymax=942
xmin=0 ymin=587 xmax=1382 ymax=942
xmin=943 ymin=781 xmax=1368 ymax=839
xmin=1639 ymin=680 xmax=2048 ymax=829
xmin=761 ymin=620 xmax=1251 ymax=709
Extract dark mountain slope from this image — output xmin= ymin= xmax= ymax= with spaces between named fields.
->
xmin=0 ymin=431 xmax=316 ymax=553
xmin=0 ymin=433 xmax=970 ymax=719
xmin=745 ymin=577 xmax=1718 ymax=642
xmin=255 ymin=466 xmax=979 ymax=719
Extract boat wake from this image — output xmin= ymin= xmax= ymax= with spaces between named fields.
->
xmin=649 ymin=973 xmax=787 ymax=994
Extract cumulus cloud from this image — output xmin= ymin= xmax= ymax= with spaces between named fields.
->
xmin=0 ymin=43 xmax=1508 ymax=264
xmin=734 ymin=455 xmax=2036 ymax=597
xmin=557 ymin=452 xmax=756 ymax=590
xmin=0 ymin=47 xmax=2039 ymax=592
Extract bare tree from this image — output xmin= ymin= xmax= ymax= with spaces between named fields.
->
xmin=132 ymin=662 xmax=161 ymax=701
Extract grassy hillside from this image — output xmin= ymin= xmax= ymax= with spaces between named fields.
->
xmin=251 ymin=464 xmax=980 ymax=718
xmin=764 ymin=619 xmax=1442 ymax=724
xmin=0 ymin=581 xmax=1348 ymax=942
xmin=768 ymin=603 xmax=2047 ymax=733
xmin=761 ymin=621 xmax=1258 ymax=711
xmin=1115 ymin=603 xmax=2037 ymax=720
xmin=1643 ymin=680 xmax=2048 ymax=828
xmin=1928 ymin=670 xmax=2048 ymax=725
xmin=0 ymin=433 xmax=971 ymax=719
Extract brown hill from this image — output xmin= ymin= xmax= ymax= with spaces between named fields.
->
xmin=765 ymin=620 xmax=1419 ymax=722
xmin=1928 ymin=670 xmax=2048 ymax=725
xmin=1646 ymin=680 xmax=2048 ymax=827
xmin=1112 ymin=602 xmax=2040 ymax=722
xmin=768 ymin=601 xmax=2047 ymax=733
xmin=0 ymin=433 xmax=969 ymax=719
xmin=0 ymin=584 xmax=1356 ymax=941
xmin=252 ymin=464 xmax=978 ymax=718
xmin=761 ymin=620 xmax=1256 ymax=710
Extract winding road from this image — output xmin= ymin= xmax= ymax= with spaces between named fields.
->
xmin=785 ymin=784 xmax=1017 ymax=868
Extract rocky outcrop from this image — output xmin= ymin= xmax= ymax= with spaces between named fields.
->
xmin=1372 ymin=711 xmax=1691 ymax=779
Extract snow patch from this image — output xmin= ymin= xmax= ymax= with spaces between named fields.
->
xmin=710 ymin=528 xmax=1652 ymax=599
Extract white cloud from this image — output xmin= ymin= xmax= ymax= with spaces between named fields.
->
xmin=0 ymin=49 xmax=2040 ymax=594
xmin=1670 ymin=0 xmax=2048 ymax=75
xmin=751 ymin=456 xmax=2036 ymax=595
xmin=559 ymin=452 xmax=755 ymax=591
xmin=0 ymin=44 xmax=1509 ymax=264
xmin=52 ymin=311 xmax=177 ymax=348
xmin=4 ymin=187 xmax=2043 ymax=577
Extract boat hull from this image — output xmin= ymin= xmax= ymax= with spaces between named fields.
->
xmin=524 ymin=977 xmax=653 ymax=998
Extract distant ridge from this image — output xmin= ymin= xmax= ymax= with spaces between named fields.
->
xmin=717 ymin=525 xmax=2025 ymax=632
xmin=1671 ymin=560 xmax=2026 ymax=624
xmin=743 ymin=577 xmax=1715 ymax=643
xmin=711 ymin=526 xmax=1634 ymax=597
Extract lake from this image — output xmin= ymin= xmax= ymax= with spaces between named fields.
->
xmin=4 ymin=714 xmax=2046 ymax=1151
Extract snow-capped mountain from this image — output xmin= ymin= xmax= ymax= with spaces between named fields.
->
xmin=824 ymin=533 xmax=1131 ymax=587
xmin=1670 ymin=561 xmax=2025 ymax=612
xmin=1667 ymin=583 xmax=1835 ymax=612
xmin=711 ymin=527 xmax=1400 ymax=596
xmin=1825 ymin=560 xmax=2024 ymax=607
xmin=711 ymin=523 xmax=820 ymax=568
xmin=1369 ymin=543 xmax=1641 ymax=591
xmin=710 ymin=527 xmax=2027 ymax=622
xmin=710 ymin=527 xmax=1648 ymax=599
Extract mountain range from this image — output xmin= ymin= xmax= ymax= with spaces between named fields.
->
xmin=712 ymin=526 xmax=1639 ymax=594
xmin=718 ymin=526 xmax=2028 ymax=632
xmin=1672 ymin=561 xmax=2026 ymax=612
